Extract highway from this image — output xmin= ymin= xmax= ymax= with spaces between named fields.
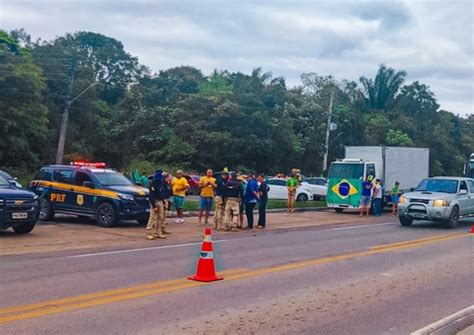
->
xmin=0 ymin=218 xmax=472 ymax=334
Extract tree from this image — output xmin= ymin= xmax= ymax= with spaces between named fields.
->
xmin=359 ymin=64 xmax=406 ymax=110
xmin=0 ymin=30 xmax=49 ymax=171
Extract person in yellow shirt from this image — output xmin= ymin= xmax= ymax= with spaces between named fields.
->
xmin=198 ymin=169 xmax=216 ymax=226
xmin=171 ymin=170 xmax=189 ymax=223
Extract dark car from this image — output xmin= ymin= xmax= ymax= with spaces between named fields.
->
xmin=29 ymin=163 xmax=150 ymax=227
xmin=0 ymin=175 xmax=39 ymax=234
xmin=0 ymin=170 xmax=22 ymax=188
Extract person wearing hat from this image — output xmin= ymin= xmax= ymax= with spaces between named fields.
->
xmin=146 ymin=170 xmax=170 ymax=240
xmin=214 ymin=171 xmax=228 ymax=230
xmin=391 ymin=181 xmax=401 ymax=216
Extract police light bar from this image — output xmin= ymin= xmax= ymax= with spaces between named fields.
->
xmin=71 ymin=161 xmax=106 ymax=168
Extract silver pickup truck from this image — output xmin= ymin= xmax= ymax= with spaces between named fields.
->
xmin=398 ymin=177 xmax=474 ymax=228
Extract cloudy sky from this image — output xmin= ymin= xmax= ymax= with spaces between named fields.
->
xmin=1 ymin=0 xmax=472 ymax=116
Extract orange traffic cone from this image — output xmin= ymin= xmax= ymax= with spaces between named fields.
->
xmin=188 ymin=228 xmax=223 ymax=282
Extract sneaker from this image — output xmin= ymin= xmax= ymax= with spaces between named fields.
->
xmin=179 ymin=218 xmax=184 ymax=223
xmin=146 ymin=234 xmax=155 ymax=240
xmin=175 ymin=219 xmax=180 ymax=224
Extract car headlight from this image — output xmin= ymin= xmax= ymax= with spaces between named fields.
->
xmin=118 ymin=193 xmax=135 ymax=201
xmin=433 ymin=199 xmax=448 ymax=207
xmin=399 ymin=196 xmax=408 ymax=204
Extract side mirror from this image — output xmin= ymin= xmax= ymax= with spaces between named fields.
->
xmin=83 ymin=181 xmax=95 ymax=189
xmin=459 ymin=189 xmax=468 ymax=196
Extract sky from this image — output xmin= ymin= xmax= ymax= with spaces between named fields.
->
xmin=1 ymin=0 xmax=472 ymax=116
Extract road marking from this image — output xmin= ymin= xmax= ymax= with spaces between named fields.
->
xmin=67 ymin=240 xmax=227 ymax=258
xmin=332 ymin=222 xmax=394 ymax=230
xmin=0 ymin=233 xmax=469 ymax=325
xmin=411 ymin=305 xmax=474 ymax=335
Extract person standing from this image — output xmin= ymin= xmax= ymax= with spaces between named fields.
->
xmin=224 ymin=173 xmax=244 ymax=232
xmin=286 ymin=173 xmax=298 ymax=212
xmin=198 ymin=169 xmax=216 ymax=226
xmin=373 ymin=179 xmax=383 ymax=217
xmin=257 ymin=174 xmax=269 ymax=229
xmin=359 ymin=176 xmax=373 ymax=217
xmin=161 ymin=172 xmax=172 ymax=234
xmin=146 ymin=170 xmax=169 ymax=240
xmin=214 ymin=171 xmax=228 ymax=230
xmin=171 ymin=170 xmax=189 ymax=223
xmin=391 ymin=181 xmax=400 ymax=216
xmin=244 ymin=175 xmax=259 ymax=230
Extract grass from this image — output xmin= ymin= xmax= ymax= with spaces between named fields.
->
xmin=182 ymin=199 xmax=326 ymax=212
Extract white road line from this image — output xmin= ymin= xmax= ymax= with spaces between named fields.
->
xmin=332 ymin=222 xmax=395 ymax=231
xmin=67 ymin=239 xmax=227 ymax=258
xmin=411 ymin=305 xmax=474 ymax=335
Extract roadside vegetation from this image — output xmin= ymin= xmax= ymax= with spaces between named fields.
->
xmin=1 ymin=29 xmax=472 ymax=182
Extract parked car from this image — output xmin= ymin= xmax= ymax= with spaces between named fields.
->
xmin=267 ymin=178 xmax=314 ymax=202
xmin=0 ymin=170 xmax=22 ymax=188
xmin=185 ymin=175 xmax=201 ymax=195
xmin=29 ymin=163 xmax=150 ymax=227
xmin=0 ymin=175 xmax=39 ymax=234
xmin=302 ymin=177 xmax=327 ymax=200
xmin=397 ymin=177 xmax=474 ymax=228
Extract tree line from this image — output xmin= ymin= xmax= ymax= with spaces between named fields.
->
xmin=0 ymin=29 xmax=472 ymax=180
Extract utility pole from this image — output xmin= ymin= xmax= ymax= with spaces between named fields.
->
xmin=55 ymin=59 xmax=76 ymax=165
xmin=322 ymin=91 xmax=334 ymax=174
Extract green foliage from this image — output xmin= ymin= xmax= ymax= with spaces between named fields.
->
xmin=0 ymin=29 xmax=471 ymax=181
xmin=386 ymin=130 xmax=414 ymax=146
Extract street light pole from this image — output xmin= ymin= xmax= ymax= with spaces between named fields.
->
xmin=322 ymin=91 xmax=334 ymax=173
xmin=55 ymin=75 xmax=99 ymax=165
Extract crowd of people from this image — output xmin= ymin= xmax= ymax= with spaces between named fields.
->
xmin=145 ymin=169 xmax=271 ymax=240
xmin=359 ymin=175 xmax=400 ymax=217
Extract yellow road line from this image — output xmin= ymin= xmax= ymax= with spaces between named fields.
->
xmin=0 ymin=233 xmax=469 ymax=325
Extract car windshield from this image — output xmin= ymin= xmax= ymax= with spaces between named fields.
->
xmin=328 ymin=163 xmax=364 ymax=179
xmin=0 ymin=175 xmax=10 ymax=187
xmin=94 ymin=172 xmax=133 ymax=186
xmin=415 ymin=179 xmax=458 ymax=193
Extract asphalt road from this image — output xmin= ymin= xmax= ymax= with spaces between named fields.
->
xmin=0 ymin=218 xmax=472 ymax=334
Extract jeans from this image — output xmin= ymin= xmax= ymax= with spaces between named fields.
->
xmin=245 ymin=202 xmax=256 ymax=229
xmin=258 ymin=198 xmax=267 ymax=227
xmin=373 ymin=198 xmax=382 ymax=216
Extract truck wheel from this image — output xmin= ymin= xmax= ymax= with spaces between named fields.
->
xmin=297 ymin=194 xmax=309 ymax=202
xmin=96 ymin=203 xmax=118 ymax=227
xmin=446 ymin=206 xmax=459 ymax=228
xmin=399 ymin=216 xmax=413 ymax=226
xmin=334 ymin=208 xmax=344 ymax=213
xmin=13 ymin=221 xmax=36 ymax=234
xmin=39 ymin=197 xmax=54 ymax=221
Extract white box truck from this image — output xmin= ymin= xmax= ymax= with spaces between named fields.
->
xmin=326 ymin=146 xmax=429 ymax=211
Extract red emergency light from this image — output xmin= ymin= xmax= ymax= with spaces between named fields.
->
xmin=71 ymin=161 xmax=106 ymax=168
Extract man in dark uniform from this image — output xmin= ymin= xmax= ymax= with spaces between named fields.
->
xmin=214 ymin=171 xmax=228 ymax=230
xmin=224 ymin=173 xmax=244 ymax=232
xmin=146 ymin=170 xmax=171 ymax=240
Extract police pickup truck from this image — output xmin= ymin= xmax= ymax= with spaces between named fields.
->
xmin=29 ymin=162 xmax=150 ymax=227
xmin=0 ymin=174 xmax=39 ymax=234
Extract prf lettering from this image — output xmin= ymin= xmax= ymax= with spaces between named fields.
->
xmin=50 ymin=193 xmax=66 ymax=202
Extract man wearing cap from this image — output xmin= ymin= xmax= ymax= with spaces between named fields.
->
xmin=359 ymin=175 xmax=373 ymax=217
xmin=146 ymin=170 xmax=170 ymax=240
xmin=171 ymin=170 xmax=189 ymax=223
xmin=214 ymin=171 xmax=228 ymax=230
xmin=224 ymin=173 xmax=244 ymax=232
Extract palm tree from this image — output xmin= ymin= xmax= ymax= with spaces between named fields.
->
xmin=359 ymin=64 xmax=407 ymax=110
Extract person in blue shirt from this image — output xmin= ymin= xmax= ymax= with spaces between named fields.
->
xmin=359 ymin=175 xmax=373 ymax=217
xmin=244 ymin=175 xmax=260 ymax=230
